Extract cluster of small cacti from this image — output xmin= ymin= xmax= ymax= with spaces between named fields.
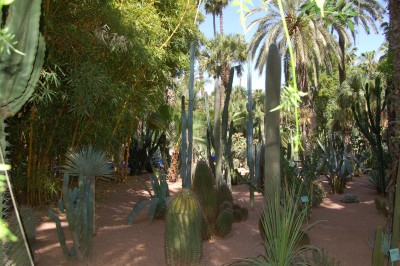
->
xmin=216 ymin=183 xmax=233 ymax=212
xmin=165 ymin=189 xmax=202 ymax=266
xmin=7 ymin=205 xmax=37 ymax=265
xmin=232 ymin=204 xmax=249 ymax=223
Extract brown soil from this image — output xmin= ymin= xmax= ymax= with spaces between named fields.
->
xmin=34 ymin=174 xmax=386 ymax=266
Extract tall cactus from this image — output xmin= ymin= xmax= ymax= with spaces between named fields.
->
xmin=351 ymin=77 xmax=387 ymax=195
xmin=186 ymin=43 xmax=195 ymax=188
xmin=181 ymin=95 xmax=188 ymax=187
xmin=193 ymin=161 xmax=216 ymax=223
xmin=0 ymin=0 xmax=45 ymax=155
xmin=246 ymin=53 xmax=255 ymax=209
xmin=165 ymin=189 xmax=202 ymax=266
xmin=213 ymin=79 xmax=223 ymax=187
xmin=0 ymin=1 xmax=45 ymax=265
xmin=264 ymin=44 xmax=282 ymax=198
xmin=48 ymin=173 xmax=94 ymax=261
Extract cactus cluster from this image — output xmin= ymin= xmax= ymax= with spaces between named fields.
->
xmin=48 ymin=173 xmax=94 ymax=261
xmin=165 ymin=189 xmax=202 ymax=266
xmin=232 ymin=204 xmax=249 ymax=223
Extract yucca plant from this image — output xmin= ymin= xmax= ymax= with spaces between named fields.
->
xmin=126 ymin=171 xmax=170 ymax=224
xmin=233 ymin=186 xmax=318 ymax=265
xmin=62 ymin=145 xmax=112 ymax=234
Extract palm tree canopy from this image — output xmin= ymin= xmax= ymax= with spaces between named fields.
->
xmin=247 ymin=0 xmax=341 ymax=79
xmin=202 ymin=33 xmax=248 ymax=80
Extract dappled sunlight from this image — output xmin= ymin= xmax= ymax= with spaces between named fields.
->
xmin=320 ymin=198 xmax=345 ymax=210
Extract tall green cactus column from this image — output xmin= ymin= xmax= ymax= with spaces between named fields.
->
xmin=0 ymin=1 xmax=45 ymax=265
xmin=264 ymin=44 xmax=281 ymax=198
xmin=0 ymin=0 xmax=45 ymax=154
xmin=246 ymin=53 xmax=255 ymax=209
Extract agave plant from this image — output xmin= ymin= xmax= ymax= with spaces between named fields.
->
xmin=126 ymin=171 xmax=170 ymax=224
xmin=318 ymin=136 xmax=353 ymax=194
xmin=62 ymin=145 xmax=113 ymax=234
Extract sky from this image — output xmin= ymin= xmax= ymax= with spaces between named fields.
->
xmin=198 ymin=0 xmax=389 ymax=92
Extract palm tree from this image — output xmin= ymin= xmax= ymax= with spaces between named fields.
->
xmin=327 ymin=0 xmax=385 ymax=84
xmin=247 ymin=0 xmax=341 ymax=94
xmin=359 ymin=51 xmax=377 ymax=74
xmin=202 ymin=33 xmax=247 ymax=106
xmin=204 ymin=0 xmax=231 ymax=36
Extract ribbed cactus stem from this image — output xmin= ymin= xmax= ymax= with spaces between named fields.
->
xmin=193 ymin=161 xmax=216 ymax=223
xmin=213 ymin=79 xmax=222 ymax=187
xmin=186 ymin=43 xmax=195 ymax=188
xmin=246 ymin=53 xmax=255 ymax=209
xmin=214 ymin=201 xmax=233 ymax=237
xmin=165 ymin=189 xmax=202 ymax=266
xmin=181 ymin=96 xmax=188 ymax=187
xmin=264 ymin=43 xmax=281 ymax=198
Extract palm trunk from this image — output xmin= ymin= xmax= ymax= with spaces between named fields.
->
xmin=338 ymin=35 xmax=346 ymax=84
xmin=387 ymin=0 xmax=400 ymax=235
xmin=168 ymin=147 xmax=179 ymax=182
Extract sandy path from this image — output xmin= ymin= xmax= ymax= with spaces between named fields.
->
xmin=34 ymin=174 xmax=386 ymax=266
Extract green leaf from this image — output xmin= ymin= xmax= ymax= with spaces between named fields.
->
xmin=126 ymin=199 xmax=151 ymax=224
xmin=149 ymin=198 xmax=160 ymax=221
xmin=0 ymin=0 xmax=13 ymax=5
xmin=0 ymin=163 xmax=11 ymax=171
xmin=315 ymin=0 xmax=325 ymax=16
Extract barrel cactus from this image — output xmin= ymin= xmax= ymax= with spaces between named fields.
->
xmin=193 ymin=160 xmax=216 ymax=223
xmin=216 ymin=183 xmax=233 ymax=212
xmin=214 ymin=201 xmax=233 ymax=237
xmin=165 ymin=189 xmax=202 ymax=266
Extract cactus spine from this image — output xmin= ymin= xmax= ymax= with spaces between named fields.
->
xmin=193 ymin=161 xmax=216 ymax=223
xmin=165 ymin=189 xmax=202 ymax=266
xmin=48 ymin=173 xmax=94 ymax=261
xmin=264 ymin=43 xmax=281 ymax=198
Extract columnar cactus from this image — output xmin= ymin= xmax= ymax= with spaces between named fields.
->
xmin=193 ymin=161 xmax=216 ymax=223
xmin=165 ymin=189 xmax=202 ymax=266
xmin=264 ymin=43 xmax=281 ymax=198
xmin=48 ymin=173 xmax=94 ymax=261
xmin=0 ymin=0 xmax=45 ymax=155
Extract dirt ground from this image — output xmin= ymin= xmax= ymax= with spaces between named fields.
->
xmin=34 ymin=174 xmax=386 ymax=266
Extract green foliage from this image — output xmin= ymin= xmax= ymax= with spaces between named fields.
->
xmin=236 ymin=186 xmax=317 ymax=265
xmin=48 ymin=173 xmax=94 ymax=261
xmin=214 ymin=201 xmax=233 ymax=237
xmin=193 ymin=161 xmax=217 ymax=223
xmin=63 ymin=145 xmax=112 ymax=179
xmin=126 ymin=173 xmax=170 ymax=224
xmin=165 ymin=189 xmax=202 ymax=266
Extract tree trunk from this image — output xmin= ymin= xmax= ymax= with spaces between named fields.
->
xmin=338 ymin=35 xmax=346 ymax=84
xmin=387 ymin=0 xmax=400 ymax=235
